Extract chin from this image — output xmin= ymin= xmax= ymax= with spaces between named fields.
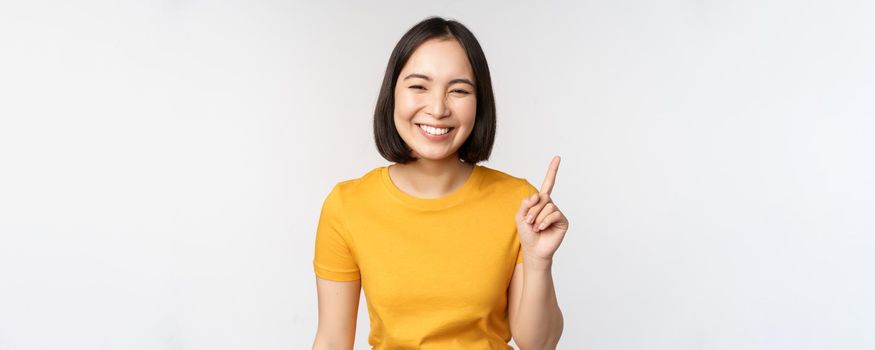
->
xmin=412 ymin=150 xmax=456 ymax=161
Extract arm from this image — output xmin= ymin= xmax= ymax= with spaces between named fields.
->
xmin=508 ymin=258 xmax=564 ymax=350
xmin=510 ymin=156 xmax=567 ymax=349
xmin=312 ymin=276 xmax=361 ymax=350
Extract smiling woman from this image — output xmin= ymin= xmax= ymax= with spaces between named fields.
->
xmin=393 ymin=37 xmax=477 ymax=162
xmin=313 ymin=16 xmax=566 ymax=350
xmin=373 ymin=17 xmax=496 ymax=170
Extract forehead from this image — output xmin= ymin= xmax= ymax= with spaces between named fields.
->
xmin=400 ymin=38 xmax=473 ymax=79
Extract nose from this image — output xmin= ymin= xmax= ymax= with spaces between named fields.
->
xmin=425 ymin=91 xmax=450 ymax=118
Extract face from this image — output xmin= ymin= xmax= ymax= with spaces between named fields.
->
xmin=393 ymin=37 xmax=477 ymax=161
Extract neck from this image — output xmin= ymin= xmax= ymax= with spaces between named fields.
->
xmin=389 ymin=155 xmax=475 ymax=199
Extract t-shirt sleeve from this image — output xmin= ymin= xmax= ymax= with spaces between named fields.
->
xmin=313 ymin=184 xmax=361 ymax=281
xmin=516 ymin=180 xmax=541 ymax=265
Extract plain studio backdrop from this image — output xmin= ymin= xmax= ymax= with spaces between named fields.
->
xmin=1 ymin=0 xmax=873 ymax=349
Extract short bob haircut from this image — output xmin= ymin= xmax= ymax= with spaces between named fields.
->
xmin=373 ymin=16 xmax=496 ymax=164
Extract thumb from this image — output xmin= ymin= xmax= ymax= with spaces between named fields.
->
xmin=516 ymin=193 xmax=539 ymax=222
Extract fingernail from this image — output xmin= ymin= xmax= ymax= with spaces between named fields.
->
xmin=526 ymin=215 xmax=533 ymax=224
xmin=530 ymin=194 xmax=538 ymax=202
xmin=538 ymin=223 xmax=547 ymax=230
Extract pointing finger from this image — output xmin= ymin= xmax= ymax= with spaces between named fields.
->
xmin=539 ymin=155 xmax=561 ymax=195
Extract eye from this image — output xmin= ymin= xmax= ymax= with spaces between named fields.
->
xmin=451 ymin=89 xmax=471 ymax=95
xmin=409 ymin=85 xmax=426 ymax=90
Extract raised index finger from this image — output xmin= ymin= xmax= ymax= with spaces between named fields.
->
xmin=539 ymin=155 xmax=561 ymax=195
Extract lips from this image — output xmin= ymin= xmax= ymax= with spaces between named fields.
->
xmin=416 ymin=123 xmax=453 ymax=140
xmin=415 ymin=123 xmax=454 ymax=129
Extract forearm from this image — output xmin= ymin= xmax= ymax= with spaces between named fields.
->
xmin=513 ymin=257 xmax=564 ymax=350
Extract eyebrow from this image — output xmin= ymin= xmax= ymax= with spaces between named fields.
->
xmin=403 ymin=73 xmax=475 ymax=87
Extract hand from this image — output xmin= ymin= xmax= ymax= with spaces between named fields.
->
xmin=515 ymin=156 xmax=569 ymax=265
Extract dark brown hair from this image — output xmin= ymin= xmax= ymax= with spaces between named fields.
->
xmin=373 ymin=16 xmax=496 ymax=164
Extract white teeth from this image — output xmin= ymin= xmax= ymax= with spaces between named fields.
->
xmin=418 ymin=124 xmax=450 ymax=135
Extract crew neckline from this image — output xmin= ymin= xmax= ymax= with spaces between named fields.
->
xmin=380 ymin=164 xmax=484 ymax=211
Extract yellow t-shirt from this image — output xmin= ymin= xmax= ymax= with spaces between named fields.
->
xmin=313 ymin=164 xmax=539 ymax=349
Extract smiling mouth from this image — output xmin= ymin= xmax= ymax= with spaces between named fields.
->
xmin=416 ymin=123 xmax=454 ymax=136
xmin=415 ymin=123 xmax=454 ymax=129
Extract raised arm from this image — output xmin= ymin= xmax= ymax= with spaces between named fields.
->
xmin=509 ymin=156 xmax=568 ymax=349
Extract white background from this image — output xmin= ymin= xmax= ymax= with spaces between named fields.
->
xmin=1 ymin=0 xmax=873 ymax=349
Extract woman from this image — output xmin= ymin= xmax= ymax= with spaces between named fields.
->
xmin=312 ymin=16 xmax=568 ymax=350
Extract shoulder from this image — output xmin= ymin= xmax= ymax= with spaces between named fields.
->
xmin=477 ymin=165 xmax=539 ymax=197
xmin=325 ymin=166 xmax=385 ymax=203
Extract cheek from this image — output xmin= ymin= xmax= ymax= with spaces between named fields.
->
xmin=452 ymin=98 xmax=477 ymax=126
xmin=394 ymin=91 xmax=420 ymax=118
